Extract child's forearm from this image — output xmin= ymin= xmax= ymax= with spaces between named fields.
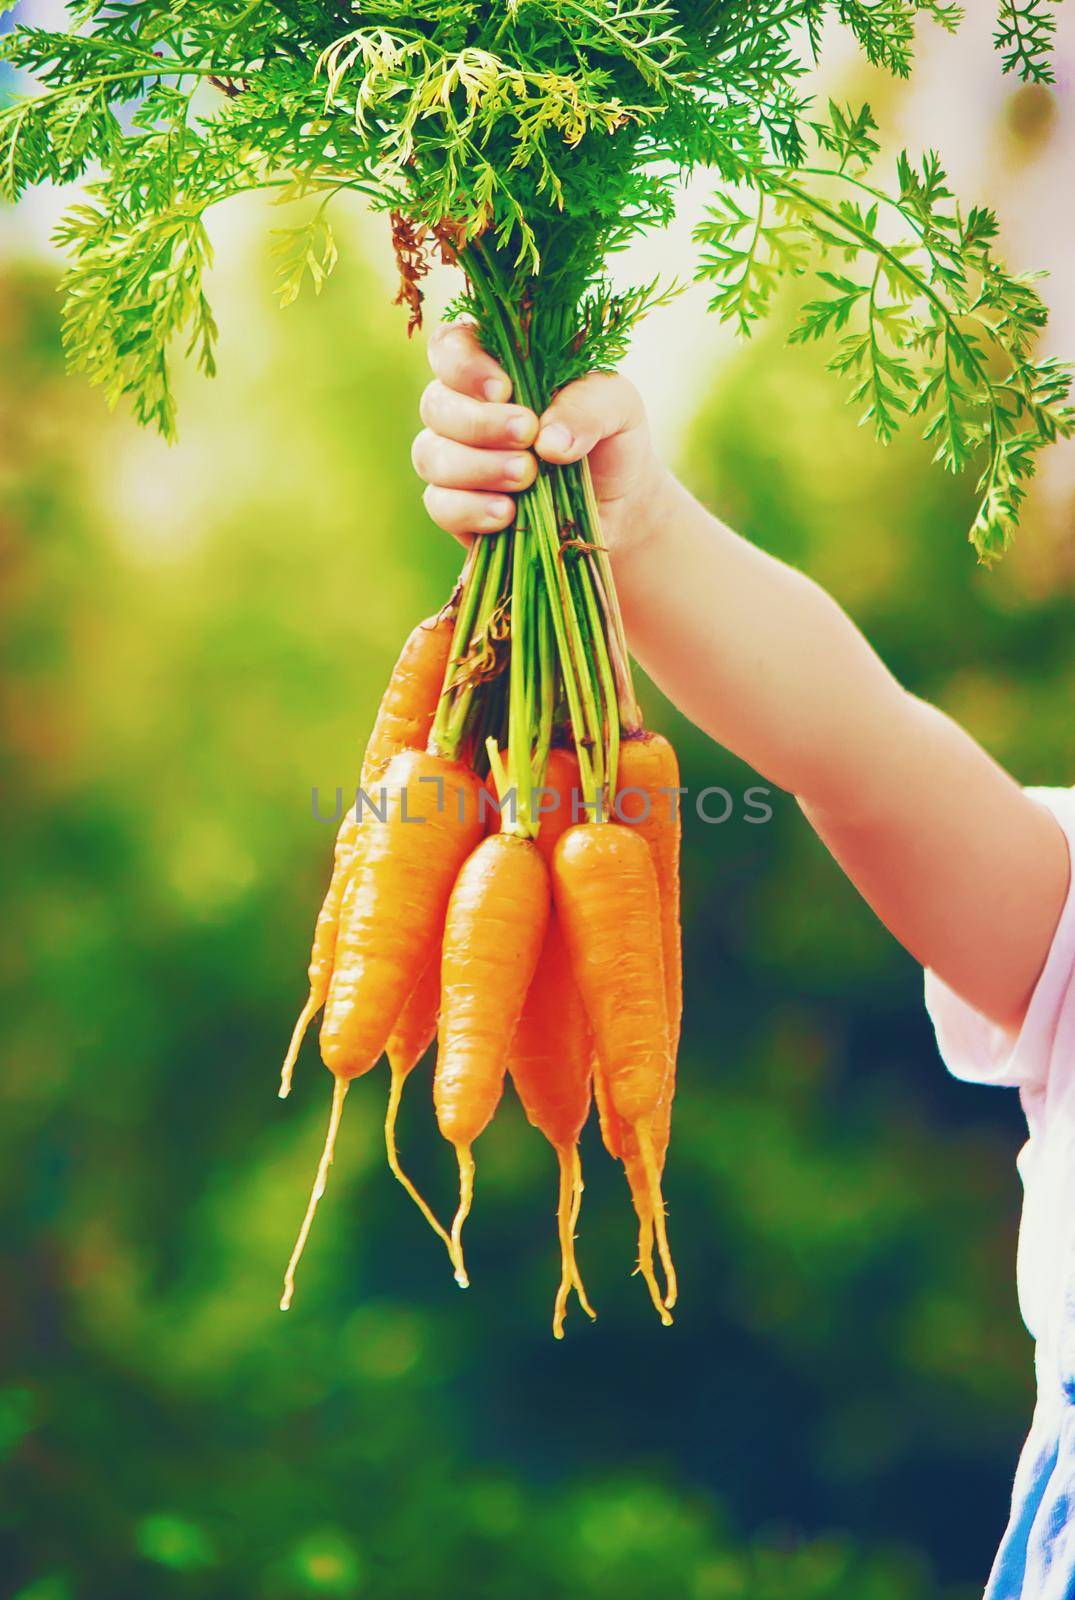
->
xmin=616 ymin=470 xmax=907 ymax=811
xmin=614 ymin=470 xmax=1068 ymax=1026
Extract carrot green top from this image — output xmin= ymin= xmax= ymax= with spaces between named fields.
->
xmin=1 ymin=0 xmax=1071 ymax=557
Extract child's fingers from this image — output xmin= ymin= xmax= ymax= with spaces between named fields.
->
xmin=420 ymin=380 xmax=537 ymax=449
xmin=427 ymin=321 xmax=512 ymax=402
xmin=412 ymin=430 xmax=538 ymax=494
xmin=422 ymin=485 xmax=516 ymax=542
xmin=536 ymin=372 xmax=645 ymax=464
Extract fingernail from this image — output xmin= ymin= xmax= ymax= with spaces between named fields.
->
xmin=538 ymin=422 xmax=572 ymax=456
xmin=485 ymin=498 xmax=513 ymax=524
xmin=507 ymin=412 xmax=535 ymax=443
xmin=484 ymin=377 xmax=511 ymax=403
xmin=505 ymin=456 xmax=531 ymax=484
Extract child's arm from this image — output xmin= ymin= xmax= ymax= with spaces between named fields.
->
xmin=413 ymin=326 xmax=1069 ymax=1029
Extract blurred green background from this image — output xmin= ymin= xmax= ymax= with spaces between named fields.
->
xmin=3 ymin=15 xmax=1075 ymax=1600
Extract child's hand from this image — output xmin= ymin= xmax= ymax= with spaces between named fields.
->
xmin=412 ymin=322 xmax=666 ymax=556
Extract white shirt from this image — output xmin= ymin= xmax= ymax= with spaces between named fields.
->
xmin=925 ymin=786 xmax=1075 ymax=1401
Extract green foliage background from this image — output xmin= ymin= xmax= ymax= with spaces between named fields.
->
xmin=2 ymin=150 xmax=1073 ymax=1600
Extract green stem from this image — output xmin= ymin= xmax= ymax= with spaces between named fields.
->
xmin=573 ymin=459 xmax=641 ymax=733
xmin=576 ymin=557 xmax=619 ymax=805
xmin=430 ymin=536 xmax=488 ymax=754
xmin=533 ymin=586 xmax=555 ymax=794
xmin=532 ymin=482 xmax=602 ymax=809
xmin=431 ymin=530 xmax=510 ymax=760
xmin=507 ymin=506 xmax=535 ymax=836
xmin=459 ymin=241 xmax=629 ymax=818
xmin=524 ymin=492 xmax=599 ymax=809
xmin=551 ymin=469 xmax=609 ymax=802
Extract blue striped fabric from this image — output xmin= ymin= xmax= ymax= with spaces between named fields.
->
xmin=988 ymin=1401 xmax=1075 ymax=1598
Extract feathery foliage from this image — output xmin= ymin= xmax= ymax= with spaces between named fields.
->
xmin=1 ymin=0 xmax=1070 ymax=556
xmin=995 ymin=0 xmax=1065 ymax=82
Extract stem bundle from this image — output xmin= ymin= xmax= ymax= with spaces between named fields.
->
xmin=433 ymin=244 xmax=638 ymax=829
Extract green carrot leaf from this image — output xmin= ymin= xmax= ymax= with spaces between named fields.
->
xmin=1 ymin=0 xmax=1070 ymax=554
xmin=994 ymin=0 xmax=1064 ymax=83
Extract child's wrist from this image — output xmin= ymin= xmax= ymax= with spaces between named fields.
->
xmin=605 ymin=463 xmax=678 ymax=567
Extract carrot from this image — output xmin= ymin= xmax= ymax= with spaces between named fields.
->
xmin=613 ymin=731 xmax=682 ymax=1303
xmin=360 ymin=613 xmax=456 ymax=791
xmin=384 ymin=954 xmax=450 ymax=1251
xmin=434 ymin=833 xmax=551 ymax=1285
xmin=278 ymin=809 xmax=360 ymax=1099
xmin=508 ymin=749 xmax=596 ymax=1337
xmin=281 ymin=748 xmax=483 ymax=1309
xmin=510 ymin=918 xmax=595 ymax=1336
xmin=616 ymin=732 xmax=682 ymax=1058
xmin=592 ymin=1059 xmax=624 ymax=1161
xmin=552 ymin=822 xmax=676 ymax=1323
xmin=278 ymin=612 xmax=454 ymax=1097
xmin=591 ymin=1064 xmax=671 ymax=1317
xmin=532 ymin=747 xmax=584 ymax=858
xmin=552 ymin=824 xmax=670 ymax=1124
xmin=320 ymin=748 xmax=483 ymax=1077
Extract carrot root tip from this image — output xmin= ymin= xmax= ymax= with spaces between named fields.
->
xmin=551 ymin=1145 xmax=595 ymax=1338
xmin=568 ymin=1146 xmax=596 ymax=1323
xmin=279 ymin=991 xmax=319 ymax=1100
xmin=635 ymin=1213 xmax=673 ymax=1328
xmin=636 ymin=1120 xmax=677 ymax=1313
xmin=553 ymin=1153 xmax=573 ymax=1339
xmin=384 ymin=1066 xmax=454 ymax=1258
xmin=449 ymin=1145 xmax=475 ymax=1290
xmin=552 ymin=1273 xmax=569 ymax=1340
xmin=279 ymin=1075 xmax=349 ymax=1312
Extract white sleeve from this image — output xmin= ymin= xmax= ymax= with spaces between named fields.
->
xmin=923 ymin=786 xmax=1075 ymax=1092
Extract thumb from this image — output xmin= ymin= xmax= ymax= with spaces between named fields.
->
xmin=535 ymin=372 xmax=645 ymax=465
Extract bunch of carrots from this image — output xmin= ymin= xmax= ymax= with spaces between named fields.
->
xmin=7 ymin=0 xmax=1066 ymax=1338
xmin=279 ymin=582 xmax=682 ymax=1337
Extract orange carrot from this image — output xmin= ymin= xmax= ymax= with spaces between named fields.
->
xmin=617 ymin=732 xmax=682 ymax=1057
xmin=320 ymin=749 xmax=483 ymax=1078
xmin=591 ymin=1070 xmax=669 ymax=1317
xmin=552 ymin=822 xmax=676 ymax=1322
xmin=279 ymin=809 xmax=360 ymax=1099
xmin=511 ymin=920 xmax=590 ymax=1152
xmin=384 ymin=954 xmax=450 ymax=1251
xmin=510 ymin=918 xmax=595 ymax=1336
xmin=434 ymin=833 xmax=551 ymax=1285
xmin=592 ymin=1059 xmax=624 ymax=1161
xmin=532 ymin=747 xmax=584 ymax=859
xmin=614 ymin=732 xmax=682 ymax=1302
xmin=552 ymin=825 xmax=670 ymax=1124
xmin=278 ymin=612 xmax=454 ymax=1097
xmin=508 ymin=748 xmax=596 ymax=1335
xmin=281 ymin=748 xmax=483 ymax=1309
xmin=360 ymin=613 xmax=455 ymax=791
